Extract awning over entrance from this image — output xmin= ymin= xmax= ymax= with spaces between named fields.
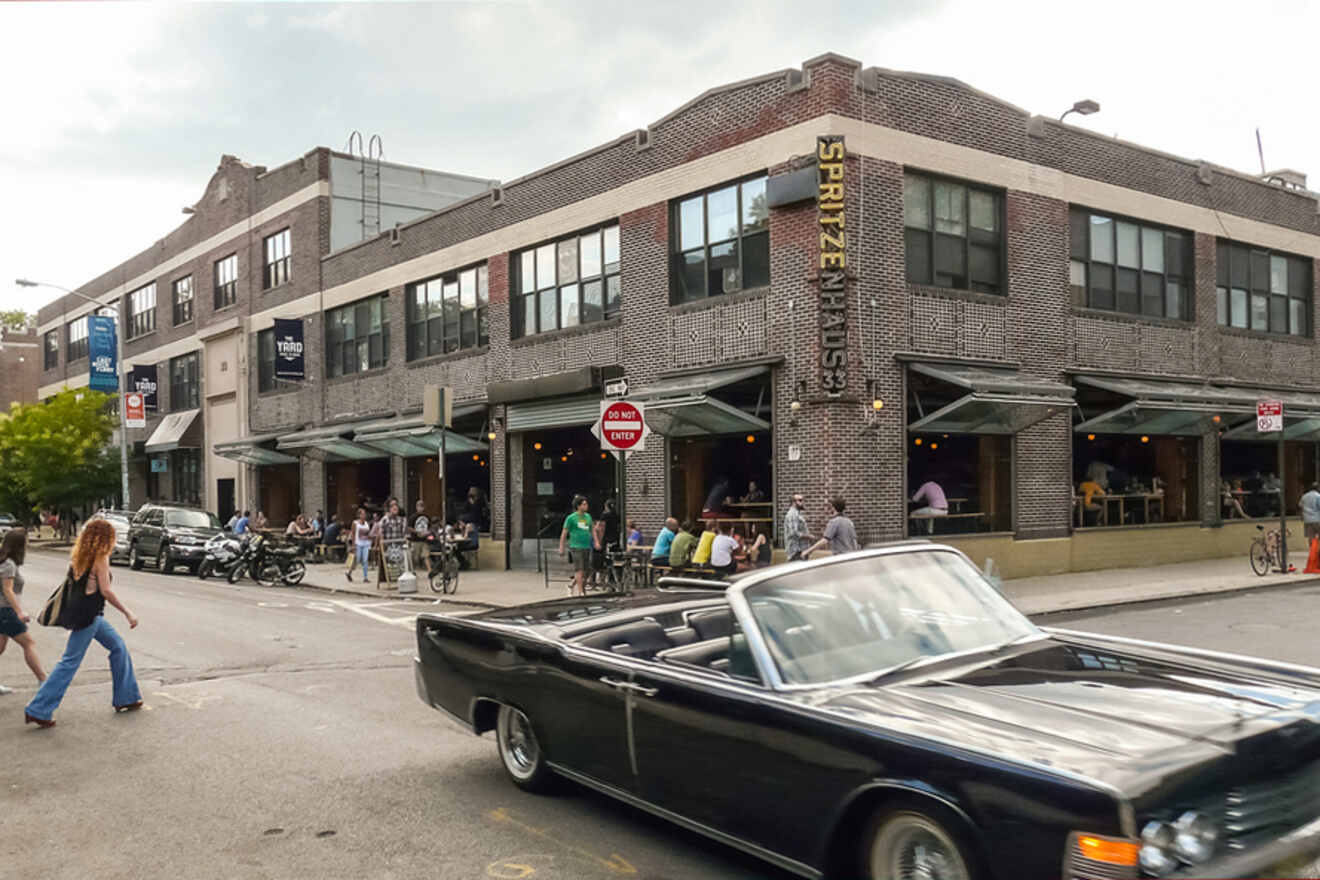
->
xmin=144 ymin=409 xmax=201 ymax=453
xmin=277 ymin=421 xmax=385 ymax=461
xmin=353 ymin=417 xmax=487 ymax=458
xmin=635 ymin=364 xmax=771 ymax=437
xmin=214 ymin=433 xmax=299 ymax=466
xmin=908 ymin=363 xmax=1075 ymax=435
xmin=1070 ymin=375 xmax=1320 ymax=436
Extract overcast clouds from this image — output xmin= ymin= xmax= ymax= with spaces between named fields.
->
xmin=3 ymin=0 xmax=1317 ymax=315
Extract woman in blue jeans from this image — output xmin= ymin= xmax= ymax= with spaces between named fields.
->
xmin=346 ymin=507 xmax=372 ymax=583
xmin=25 ymin=519 xmax=141 ymax=728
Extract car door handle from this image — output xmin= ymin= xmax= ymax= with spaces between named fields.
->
xmin=598 ymin=677 xmax=658 ymax=698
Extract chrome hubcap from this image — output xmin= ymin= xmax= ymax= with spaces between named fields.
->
xmin=873 ymin=814 xmax=968 ymax=880
xmin=499 ymin=707 xmax=538 ymax=778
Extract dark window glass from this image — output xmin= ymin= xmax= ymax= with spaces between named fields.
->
xmin=514 ymin=225 xmax=620 ymax=337
xmin=128 ymin=283 xmax=156 ymax=339
xmin=169 ymin=352 xmax=200 ymax=411
xmin=1071 ymin=208 xmax=1191 ymax=319
xmin=1250 ymin=251 xmax=1270 ymax=292
xmin=905 ymin=172 xmax=1003 ymax=294
xmin=1141 ymin=272 xmax=1163 ymax=317
xmin=405 ymin=263 xmax=488 ymax=359
xmin=669 ymin=176 xmax=770 ymax=304
xmin=1217 ymin=240 xmax=1310 ymax=335
xmin=263 ymin=228 xmax=291 ymax=290
xmin=1091 ymin=264 xmax=1115 ymax=311
xmin=214 ymin=254 xmax=238 ymax=310
xmin=1270 ymin=295 xmax=1288 ymax=333
xmin=1116 ymin=268 xmax=1139 ymax=314
xmin=325 ymin=294 xmax=388 ymax=378
xmin=905 ymin=229 xmax=931 ymax=284
xmin=172 ymin=276 xmax=193 ymax=326
xmin=1217 ymin=286 xmax=1228 ymax=326
xmin=44 ymin=330 xmax=58 ymax=370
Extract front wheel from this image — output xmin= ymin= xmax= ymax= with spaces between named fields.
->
xmin=282 ymin=560 xmax=306 ymax=585
xmin=198 ymin=559 xmax=212 ymax=580
xmin=129 ymin=544 xmax=143 ymax=571
xmin=1249 ymin=538 xmax=1270 ymax=576
xmin=227 ymin=561 xmax=243 ymax=584
xmin=861 ymin=807 xmax=977 ymax=880
xmin=495 ymin=705 xmax=555 ymax=793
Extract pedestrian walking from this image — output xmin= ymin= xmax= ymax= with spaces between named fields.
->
xmin=24 ymin=519 xmax=141 ymax=728
xmin=408 ymin=500 xmax=431 ymax=577
xmin=558 ymin=495 xmax=593 ymax=597
xmin=805 ymin=496 xmax=860 ymax=557
xmin=0 ymin=528 xmax=47 ymax=695
xmin=1301 ymin=483 xmax=1320 ymax=542
xmin=783 ymin=493 xmax=813 ymax=561
xmin=347 ymin=508 xmax=372 ymax=583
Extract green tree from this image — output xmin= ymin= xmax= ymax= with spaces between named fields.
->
xmin=0 ymin=309 xmax=33 ymax=331
xmin=0 ymin=390 xmax=121 ymax=520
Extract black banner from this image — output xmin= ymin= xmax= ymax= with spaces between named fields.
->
xmin=273 ymin=318 xmax=305 ymax=380
xmin=126 ymin=364 xmax=158 ymax=411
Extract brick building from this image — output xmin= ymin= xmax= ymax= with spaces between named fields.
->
xmin=0 ymin=322 xmax=40 ymax=409
xmin=38 ymin=54 xmax=1320 ymax=576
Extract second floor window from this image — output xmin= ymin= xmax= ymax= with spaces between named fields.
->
xmin=169 ymin=351 xmax=200 ymax=410
xmin=44 ymin=330 xmax=58 ymax=370
xmin=257 ymin=328 xmax=293 ymax=394
xmin=514 ymin=225 xmax=621 ymax=338
xmin=214 ymin=253 xmax=237 ymax=310
xmin=326 ymin=293 xmax=388 ymax=378
xmin=128 ymin=283 xmax=157 ymax=338
xmin=172 ymin=275 xmax=194 ymax=326
xmin=263 ymin=228 xmax=291 ymax=289
xmin=1216 ymin=241 xmax=1311 ymax=336
xmin=407 ymin=264 xmax=489 ymax=359
xmin=1069 ymin=209 xmax=1191 ymax=320
xmin=671 ymin=177 xmax=769 ymax=304
xmin=904 ymin=173 xmax=1004 ymax=294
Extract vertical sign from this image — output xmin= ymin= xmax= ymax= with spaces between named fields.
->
xmin=273 ymin=318 xmax=305 ymax=380
xmin=818 ymin=135 xmax=847 ymax=397
xmin=127 ymin=364 xmax=158 ymax=411
xmin=1257 ymin=399 xmax=1283 ymax=433
xmin=124 ymin=392 xmax=146 ymax=429
xmin=87 ymin=315 xmax=118 ymax=392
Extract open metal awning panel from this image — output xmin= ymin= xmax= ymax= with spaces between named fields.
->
xmin=144 ymin=409 xmax=201 ymax=453
xmin=1221 ymin=416 xmax=1320 ymax=443
xmin=1074 ymin=375 xmax=1320 ymax=436
xmin=1074 ymin=400 xmax=1250 ymax=436
xmin=277 ymin=421 xmax=385 ymax=461
xmin=637 ymin=365 xmax=771 ymax=437
xmin=353 ymin=417 xmax=487 ymax=458
xmin=635 ymin=364 xmax=770 ymax=401
xmin=908 ymin=363 xmax=1075 ymax=435
xmin=214 ymin=433 xmax=299 ymax=466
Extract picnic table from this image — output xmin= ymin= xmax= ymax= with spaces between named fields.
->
xmin=1074 ymin=493 xmax=1164 ymax=527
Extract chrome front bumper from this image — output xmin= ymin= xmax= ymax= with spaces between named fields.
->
xmin=1172 ymin=815 xmax=1320 ymax=878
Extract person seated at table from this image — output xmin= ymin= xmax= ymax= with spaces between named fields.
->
xmin=738 ymin=532 xmax=771 ymax=570
xmin=311 ymin=510 xmax=324 ymax=537
xmin=1107 ymin=467 xmax=1131 ymax=494
xmin=701 ymin=479 xmax=731 ymax=519
xmin=625 ymin=520 xmax=643 ymax=550
xmin=450 ymin=514 xmax=480 ymax=570
xmin=1086 ymin=460 xmax=1113 ymax=491
xmin=1222 ymin=479 xmax=1250 ymax=520
xmin=1080 ymin=479 xmax=1105 ymax=525
xmin=322 ymin=514 xmax=342 ymax=548
xmin=651 ymin=517 xmax=678 ymax=564
xmin=740 ymin=480 xmax=766 ymax=503
xmin=910 ymin=480 xmax=948 ymax=534
xmin=667 ymin=520 xmax=698 ymax=571
xmin=253 ymin=511 xmax=269 ymax=531
xmin=710 ymin=523 xmax=740 ymax=578
xmin=285 ymin=514 xmax=309 ymax=538
xmin=692 ymin=522 xmax=718 ymax=566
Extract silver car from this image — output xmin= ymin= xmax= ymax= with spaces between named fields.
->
xmin=90 ymin=510 xmax=133 ymax=564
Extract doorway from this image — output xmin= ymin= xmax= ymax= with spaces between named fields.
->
xmin=217 ymin=478 xmax=235 ymax=523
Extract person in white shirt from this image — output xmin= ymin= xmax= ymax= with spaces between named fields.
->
xmin=1301 ymin=483 xmax=1320 ymax=541
xmin=709 ymin=524 xmax=740 ymax=577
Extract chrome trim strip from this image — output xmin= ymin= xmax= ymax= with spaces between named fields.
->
xmin=545 ymin=762 xmax=822 ymax=879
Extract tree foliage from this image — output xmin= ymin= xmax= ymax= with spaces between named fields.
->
xmin=0 ymin=309 xmax=33 ymax=331
xmin=0 ymin=390 xmax=121 ymax=519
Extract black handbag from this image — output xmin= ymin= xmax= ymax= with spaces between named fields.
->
xmin=36 ymin=566 xmax=92 ymax=629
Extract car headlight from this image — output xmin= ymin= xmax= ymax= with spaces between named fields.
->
xmin=1172 ymin=811 xmax=1217 ymax=863
xmin=1140 ymin=821 xmax=1179 ymax=877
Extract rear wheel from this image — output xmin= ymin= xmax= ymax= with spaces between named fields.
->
xmin=198 ymin=559 xmax=212 ymax=580
xmin=1250 ymin=538 xmax=1270 ymax=576
xmin=227 ymin=562 xmax=243 ymax=584
xmin=129 ymin=544 xmax=143 ymax=571
xmin=282 ymin=560 xmax=306 ymax=585
xmin=861 ymin=807 xmax=976 ymax=880
xmin=495 ymin=705 xmax=554 ymax=793
xmin=255 ymin=562 xmax=283 ymax=587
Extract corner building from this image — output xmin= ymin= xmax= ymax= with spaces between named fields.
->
xmin=41 ymin=54 xmax=1320 ymax=576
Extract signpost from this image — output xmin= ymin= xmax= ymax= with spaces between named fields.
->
xmin=1258 ymin=399 xmax=1288 ymax=571
xmin=125 ymin=392 xmax=146 ymax=429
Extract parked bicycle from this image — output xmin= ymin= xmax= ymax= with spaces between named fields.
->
xmin=1249 ymin=524 xmax=1291 ymax=576
xmin=425 ymin=531 xmax=460 ymax=595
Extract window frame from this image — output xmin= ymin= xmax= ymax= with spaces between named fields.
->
xmin=262 ymin=228 xmax=291 ymax=290
xmin=325 ymin=292 xmax=390 ymax=379
xmin=513 ymin=223 xmax=622 ymax=338
xmin=43 ymin=330 xmax=59 ymax=370
xmin=66 ymin=316 xmax=90 ymax=363
xmin=903 ymin=171 xmax=1006 ymax=296
xmin=127 ymin=283 xmax=157 ymax=339
xmin=1068 ymin=208 xmax=1192 ymax=321
xmin=169 ymin=351 xmax=200 ymax=412
xmin=214 ymin=253 xmax=238 ymax=310
xmin=256 ymin=327 xmax=296 ymax=394
xmin=668 ymin=175 xmax=770 ymax=305
xmin=405 ymin=263 xmax=490 ymax=359
xmin=1215 ymin=240 xmax=1311 ymax=337
xmin=172 ymin=275 xmax=194 ymax=326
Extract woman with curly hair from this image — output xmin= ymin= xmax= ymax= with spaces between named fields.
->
xmin=24 ymin=518 xmax=141 ymax=728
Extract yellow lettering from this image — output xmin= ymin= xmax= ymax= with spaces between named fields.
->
xmin=820 ymin=231 xmax=846 ymax=252
xmin=818 ymin=140 xmax=844 ymax=161
xmin=819 ymin=182 xmax=843 ymax=201
xmin=818 ymin=202 xmax=843 ymax=212
xmin=819 ymin=213 xmax=845 ymax=228
xmin=823 ymin=162 xmax=844 ymax=182
xmin=821 ymin=252 xmax=846 ymax=269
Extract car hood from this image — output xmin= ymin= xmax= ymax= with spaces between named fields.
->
xmin=799 ymin=637 xmax=1320 ymax=801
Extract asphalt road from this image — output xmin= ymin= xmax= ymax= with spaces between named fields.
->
xmin=4 ymin=552 xmax=1319 ymax=880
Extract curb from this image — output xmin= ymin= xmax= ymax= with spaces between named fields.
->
xmin=294 ymin=578 xmax=501 ymax=610
xmin=1024 ymin=574 xmax=1320 ymax=619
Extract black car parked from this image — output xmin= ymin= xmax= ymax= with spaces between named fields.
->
xmin=128 ymin=505 xmax=224 ymax=575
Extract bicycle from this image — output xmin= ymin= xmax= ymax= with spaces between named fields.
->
xmin=426 ymin=536 xmax=460 ymax=595
xmin=1249 ymin=524 xmax=1291 ymax=576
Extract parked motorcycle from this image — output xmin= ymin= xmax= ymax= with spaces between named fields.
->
xmin=198 ymin=533 xmax=242 ymax=580
xmin=226 ymin=532 xmax=306 ymax=587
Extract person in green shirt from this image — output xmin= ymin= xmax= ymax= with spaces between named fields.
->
xmin=667 ymin=520 xmax=699 ymax=571
xmin=558 ymin=495 xmax=594 ymax=597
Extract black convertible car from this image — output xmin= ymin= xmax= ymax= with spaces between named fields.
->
xmin=414 ymin=545 xmax=1320 ymax=880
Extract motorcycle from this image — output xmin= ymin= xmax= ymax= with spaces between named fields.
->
xmin=226 ymin=532 xmax=306 ymax=587
xmin=198 ymin=533 xmax=242 ymax=580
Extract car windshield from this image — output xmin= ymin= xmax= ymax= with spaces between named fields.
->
xmin=741 ymin=550 xmax=1038 ymax=686
xmin=166 ymin=510 xmax=221 ymax=529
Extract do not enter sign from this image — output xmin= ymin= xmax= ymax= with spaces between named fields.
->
xmin=593 ymin=399 xmax=649 ymax=453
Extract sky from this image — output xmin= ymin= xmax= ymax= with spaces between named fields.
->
xmin=3 ymin=0 xmax=1318 ymax=316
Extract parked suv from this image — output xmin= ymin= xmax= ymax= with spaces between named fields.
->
xmin=129 ymin=505 xmax=224 ymax=575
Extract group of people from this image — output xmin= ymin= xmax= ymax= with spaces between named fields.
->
xmin=340 ymin=496 xmax=482 ymax=584
xmin=1077 ymin=459 xmax=1167 ymax=525
xmin=699 ymin=478 xmax=767 ymax=519
xmin=1 ymin=521 xmax=142 ymax=728
xmin=1221 ymin=472 xmax=1283 ymax=520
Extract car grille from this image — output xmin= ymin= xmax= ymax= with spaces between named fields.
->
xmin=1224 ymin=758 xmax=1320 ymax=850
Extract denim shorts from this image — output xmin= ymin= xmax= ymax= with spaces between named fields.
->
xmin=0 ymin=606 xmax=27 ymax=638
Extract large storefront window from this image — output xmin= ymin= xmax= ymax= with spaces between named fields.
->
xmin=1069 ymin=210 xmax=1191 ymax=320
xmin=514 ymin=225 xmax=620 ymax=338
xmin=171 ymin=448 xmax=202 ymax=506
xmin=1215 ymin=241 xmax=1311 ymax=336
xmin=1219 ymin=440 xmax=1316 ymax=520
xmin=326 ymin=458 xmax=390 ymax=525
xmin=407 ymin=264 xmax=489 ymax=358
xmin=670 ymin=177 xmax=768 ymax=304
xmin=326 ymin=293 xmax=389 ymax=378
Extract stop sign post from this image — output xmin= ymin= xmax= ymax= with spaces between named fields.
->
xmin=594 ymin=399 xmax=649 ymax=454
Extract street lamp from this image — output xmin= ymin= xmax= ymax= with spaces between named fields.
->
xmin=1059 ymin=99 xmax=1100 ymax=123
xmin=15 ymin=278 xmax=131 ymax=509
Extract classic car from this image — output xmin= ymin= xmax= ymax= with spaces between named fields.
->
xmin=414 ymin=544 xmax=1320 ymax=880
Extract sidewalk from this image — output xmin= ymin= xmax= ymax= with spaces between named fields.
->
xmin=296 ymin=551 xmax=1320 ymax=617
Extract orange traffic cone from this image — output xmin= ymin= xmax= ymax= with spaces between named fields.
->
xmin=1305 ymin=537 xmax=1320 ymax=574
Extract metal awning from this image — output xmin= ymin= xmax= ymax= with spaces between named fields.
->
xmin=353 ymin=417 xmax=487 ymax=458
xmin=1073 ymin=376 xmax=1320 ymax=436
xmin=144 ymin=409 xmax=201 ymax=453
xmin=214 ymin=433 xmax=299 ymax=466
xmin=276 ymin=421 xmax=386 ymax=461
xmin=506 ymin=395 xmax=602 ymax=433
xmin=636 ymin=365 xmax=771 ymax=437
xmin=908 ymin=363 xmax=1075 ymax=435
